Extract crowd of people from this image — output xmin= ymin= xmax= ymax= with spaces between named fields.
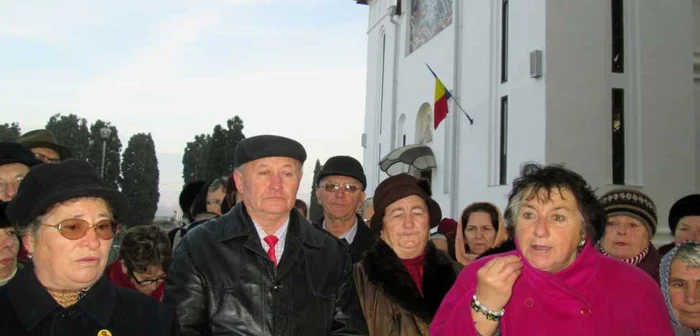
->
xmin=0 ymin=129 xmax=699 ymax=335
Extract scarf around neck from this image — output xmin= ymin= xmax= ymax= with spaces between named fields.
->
xmin=597 ymin=242 xmax=649 ymax=266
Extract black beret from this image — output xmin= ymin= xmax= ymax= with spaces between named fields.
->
xmin=234 ymin=135 xmax=307 ymax=168
xmin=317 ymin=156 xmax=367 ymax=190
xmin=669 ymin=194 xmax=700 ymax=235
xmin=0 ymin=142 xmax=41 ymax=167
xmin=6 ymin=159 xmax=129 ymax=228
xmin=0 ymin=202 xmax=10 ymax=229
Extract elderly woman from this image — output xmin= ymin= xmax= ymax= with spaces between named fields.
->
xmin=106 ymin=225 xmax=171 ymax=301
xmin=659 ymin=194 xmax=700 ymax=256
xmin=597 ymin=188 xmax=661 ymax=283
xmin=0 ymin=159 xmax=178 ymax=335
xmin=353 ymin=174 xmax=462 ymax=335
xmin=431 ymin=163 xmax=673 ymax=336
xmin=0 ymin=202 xmax=20 ymax=286
xmin=660 ymin=242 xmax=700 ymax=335
xmin=454 ymin=202 xmax=508 ymax=265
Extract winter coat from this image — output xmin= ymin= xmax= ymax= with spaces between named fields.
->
xmin=660 ymin=244 xmax=700 ymax=336
xmin=314 ymin=214 xmax=376 ymax=263
xmin=0 ymin=264 xmax=179 ymax=335
xmin=163 ymin=203 xmax=368 ymax=336
xmin=431 ymin=241 xmax=674 ymax=336
xmin=354 ymin=240 xmax=461 ymax=336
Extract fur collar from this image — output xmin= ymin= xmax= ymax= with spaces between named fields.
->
xmin=361 ymin=240 xmax=460 ymax=323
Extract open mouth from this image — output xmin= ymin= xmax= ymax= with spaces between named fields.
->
xmin=531 ymin=245 xmax=551 ymax=253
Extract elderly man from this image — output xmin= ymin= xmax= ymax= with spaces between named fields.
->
xmin=16 ymin=129 xmax=72 ymax=163
xmin=0 ymin=142 xmax=41 ymax=202
xmin=165 ymin=135 xmax=368 ymax=336
xmin=314 ymin=156 xmax=375 ymax=263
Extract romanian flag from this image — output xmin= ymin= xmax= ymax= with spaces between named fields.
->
xmin=427 ymin=65 xmax=452 ymax=129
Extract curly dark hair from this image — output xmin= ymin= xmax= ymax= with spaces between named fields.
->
xmin=504 ymin=163 xmax=605 ymax=241
xmin=460 ymin=202 xmax=500 ymax=234
xmin=119 ymin=225 xmax=172 ymax=273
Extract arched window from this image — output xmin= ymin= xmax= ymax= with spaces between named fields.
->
xmin=415 ymin=102 xmax=433 ymax=144
xmin=397 ymin=113 xmax=406 ymax=146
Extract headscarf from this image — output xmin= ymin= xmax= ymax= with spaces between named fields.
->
xmin=660 ymin=242 xmax=700 ymax=336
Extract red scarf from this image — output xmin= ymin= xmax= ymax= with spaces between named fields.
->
xmin=105 ymin=258 xmax=164 ymax=301
xmin=400 ymin=251 xmax=427 ymax=296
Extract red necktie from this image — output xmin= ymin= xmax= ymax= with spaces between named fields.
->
xmin=264 ymin=235 xmax=279 ymax=266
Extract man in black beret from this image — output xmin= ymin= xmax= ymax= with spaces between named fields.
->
xmin=313 ymin=155 xmax=375 ymax=263
xmin=165 ymin=135 xmax=369 ymax=336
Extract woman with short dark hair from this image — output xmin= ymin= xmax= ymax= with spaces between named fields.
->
xmin=106 ymin=225 xmax=171 ymax=301
xmin=432 ymin=163 xmax=673 ymax=336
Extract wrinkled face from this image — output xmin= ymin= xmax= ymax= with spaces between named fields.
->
xmin=465 ymin=212 xmax=497 ymax=255
xmin=0 ymin=227 xmax=19 ymax=278
xmin=381 ymin=195 xmax=430 ymax=259
xmin=233 ymin=157 xmax=302 ymax=221
xmin=669 ymin=259 xmax=700 ymax=330
xmin=601 ymin=215 xmax=650 ymax=259
xmin=0 ymin=163 xmax=29 ymax=202
xmin=676 ymin=216 xmax=700 ymax=243
xmin=25 ymin=198 xmax=113 ymax=290
xmin=516 ymin=188 xmax=584 ymax=273
xmin=316 ymin=175 xmax=365 ymax=222
xmin=206 ymin=187 xmax=226 ymax=215
xmin=121 ymin=261 xmax=166 ymax=296
xmin=31 ymin=147 xmax=61 ymax=164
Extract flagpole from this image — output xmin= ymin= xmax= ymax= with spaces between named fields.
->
xmin=425 ymin=63 xmax=474 ymax=125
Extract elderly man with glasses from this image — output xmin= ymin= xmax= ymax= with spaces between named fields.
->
xmin=314 ymin=156 xmax=375 ymax=263
xmin=16 ymin=129 xmax=72 ymax=164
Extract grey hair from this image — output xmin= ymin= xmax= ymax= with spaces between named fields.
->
xmin=673 ymin=243 xmax=700 ymax=268
xmin=430 ymin=232 xmax=448 ymax=241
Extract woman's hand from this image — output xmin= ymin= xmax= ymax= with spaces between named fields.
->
xmin=455 ymin=219 xmax=479 ymax=266
xmin=475 ymin=255 xmax=523 ymax=311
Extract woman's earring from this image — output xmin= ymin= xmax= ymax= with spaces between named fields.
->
xmin=579 ymin=237 xmax=586 ymax=247
xmin=27 ymin=253 xmax=33 ymax=259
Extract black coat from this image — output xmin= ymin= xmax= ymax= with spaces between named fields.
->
xmin=163 ymin=203 xmax=369 ymax=336
xmin=0 ymin=265 xmax=179 ymax=336
xmin=313 ymin=214 xmax=376 ymax=263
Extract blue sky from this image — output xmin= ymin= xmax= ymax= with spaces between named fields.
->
xmin=0 ymin=0 xmax=369 ymax=216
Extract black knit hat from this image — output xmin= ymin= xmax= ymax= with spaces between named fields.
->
xmin=599 ymin=188 xmax=657 ymax=236
xmin=0 ymin=142 xmax=41 ymax=167
xmin=0 ymin=202 xmax=10 ymax=229
xmin=6 ymin=159 xmax=128 ymax=228
xmin=370 ymin=174 xmax=441 ymax=234
xmin=317 ymin=156 xmax=366 ymax=190
xmin=234 ymin=135 xmax=306 ymax=168
xmin=668 ymin=194 xmax=700 ymax=235
xmin=179 ymin=180 xmax=205 ymax=220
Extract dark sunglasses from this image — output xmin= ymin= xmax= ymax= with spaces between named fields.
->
xmin=43 ymin=218 xmax=119 ymax=240
xmin=127 ymin=268 xmax=167 ymax=286
xmin=319 ymin=183 xmax=361 ymax=194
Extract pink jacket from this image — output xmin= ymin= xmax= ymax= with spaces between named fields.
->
xmin=430 ymin=242 xmax=673 ymax=336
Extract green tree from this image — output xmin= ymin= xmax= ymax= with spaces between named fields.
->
xmin=45 ymin=113 xmax=90 ymax=159
xmin=182 ymin=134 xmax=210 ymax=183
xmin=204 ymin=125 xmax=228 ymax=181
xmin=309 ymin=159 xmax=323 ymax=223
xmin=87 ymin=120 xmax=122 ymax=189
xmin=0 ymin=122 xmax=21 ymax=141
xmin=224 ymin=116 xmax=246 ymax=172
xmin=120 ymin=133 xmax=160 ymax=226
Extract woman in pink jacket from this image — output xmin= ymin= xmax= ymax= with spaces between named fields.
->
xmin=430 ymin=163 xmax=673 ymax=336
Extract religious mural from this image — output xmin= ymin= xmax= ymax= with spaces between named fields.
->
xmin=409 ymin=0 xmax=454 ymax=53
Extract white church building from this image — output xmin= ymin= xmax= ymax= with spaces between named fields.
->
xmin=355 ymin=0 xmax=700 ymax=245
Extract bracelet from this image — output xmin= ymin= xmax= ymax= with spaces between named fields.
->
xmin=471 ymin=295 xmax=505 ymax=321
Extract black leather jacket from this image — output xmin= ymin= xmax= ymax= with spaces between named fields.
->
xmin=164 ymin=203 xmax=369 ymax=336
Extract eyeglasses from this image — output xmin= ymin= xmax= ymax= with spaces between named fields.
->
xmin=43 ymin=218 xmax=119 ymax=240
xmin=319 ymin=183 xmax=361 ymax=194
xmin=34 ymin=152 xmax=61 ymax=164
xmin=127 ymin=268 xmax=167 ymax=286
xmin=0 ymin=176 xmax=23 ymax=194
